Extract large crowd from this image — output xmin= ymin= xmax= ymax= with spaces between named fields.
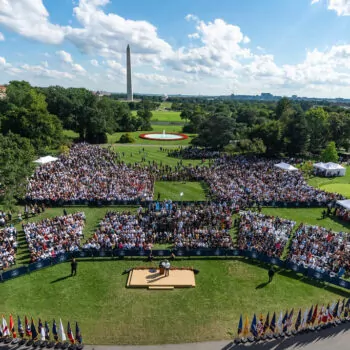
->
xmin=168 ymin=147 xmax=220 ymax=160
xmin=23 ymin=212 xmax=86 ymax=262
xmin=26 ymin=144 xmax=154 ymax=202
xmin=83 ymin=203 xmax=234 ymax=250
xmin=288 ymin=224 xmax=350 ymax=277
xmin=237 ymin=211 xmax=296 ymax=257
xmin=0 ymin=226 xmax=17 ymax=269
xmin=190 ymin=156 xmax=343 ymax=205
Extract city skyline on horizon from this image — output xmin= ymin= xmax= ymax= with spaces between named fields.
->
xmin=1 ymin=1 xmax=350 ymax=98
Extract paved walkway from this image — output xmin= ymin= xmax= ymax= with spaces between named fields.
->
xmin=84 ymin=324 xmax=350 ymax=350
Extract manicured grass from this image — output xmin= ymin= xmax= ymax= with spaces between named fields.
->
xmin=107 ymin=124 xmax=194 ymax=145
xmin=321 ymin=184 xmax=350 ymax=198
xmin=158 ymin=101 xmax=173 ymax=109
xmin=307 ymin=166 xmax=350 ymax=198
xmin=262 ymin=207 xmax=350 ymax=233
xmin=0 ymin=258 xmax=348 ymax=345
xmin=111 ymin=145 xmax=204 ymax=167
xmin=151 ymin=110 xmax=182 ymax=122
xmin=154 ymin=181 xmax=207 ymax=201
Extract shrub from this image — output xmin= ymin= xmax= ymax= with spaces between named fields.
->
xmin=119 ymin=133 xmax=135 ymax=143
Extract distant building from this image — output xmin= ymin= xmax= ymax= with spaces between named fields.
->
xmin=0 ymin=85 xmax=6 ymax=99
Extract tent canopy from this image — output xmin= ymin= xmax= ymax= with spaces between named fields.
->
xmin=34 ymin=155 xmax=58 ymax=164
xmin=313 ymin=162 xmax=345 ymax=170
xmin=274 ymin=162 xmax=298 ymax=171
xmin=336 ymin=200 xmax=350 ymax=210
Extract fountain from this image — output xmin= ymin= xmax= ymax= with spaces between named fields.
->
xmin=139 ymin=129 xmax=188 ymax=141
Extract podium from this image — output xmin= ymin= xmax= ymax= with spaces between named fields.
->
xmin=159 ymin=267 xmax=165 ymax=275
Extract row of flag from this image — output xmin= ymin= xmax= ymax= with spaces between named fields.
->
xmin=237 ymin=299 xmax=350 ymax=338
xmin=0 ymin=315 xmax=82 ymax=344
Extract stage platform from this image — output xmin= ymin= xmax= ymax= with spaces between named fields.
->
xmin=127 ymin=268 xmax=196 ymax=289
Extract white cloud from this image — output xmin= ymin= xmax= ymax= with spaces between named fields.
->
xmin=0 ymin=0 xmax=66 ymax=44
xmin=41 ymin=61 xmax=49 ymax=68
xmin=0 ymin=32 xmax=4 ymax=41
xmin=20 ymin=63 xmax=74 ymax=79
xmin=134 ymin=73 xmax=187 ymax=85
xmin=56 ymin=50 xmax=86 ymax=74
xmin=90 ymin=59 xmax=99 ymax=67
xmin=311 ymin=0 xmax=350 ymax=16
xmin=56 ymin=50 xmax=73 ymax=64
xmin=0 ymin=56 xmax=7 ymax=67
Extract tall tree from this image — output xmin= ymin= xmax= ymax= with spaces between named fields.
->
xmin=321 ymin=141 xmax=339 ymax=163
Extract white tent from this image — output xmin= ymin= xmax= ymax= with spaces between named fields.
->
xmin=313 ymin=162 xmax=346 ymax=177
xmin=274 ymin=162 xmax=298 ymax=171
xmin=336 ymin=200 xmax=350 ymax=210
xmin=33 ymin=155 xmax=58 ymax=164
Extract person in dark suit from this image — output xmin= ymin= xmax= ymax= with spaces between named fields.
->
xmin=268 ymin=267 xmax=275 ymax=283
xmin=71 ymin=258 xmax=77 ymax=276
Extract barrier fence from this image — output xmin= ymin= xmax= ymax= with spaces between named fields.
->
xmin=20 ymin=198 xmax=332 ymax=208
xmin=2 ymin=249 xmax=350 ymax=290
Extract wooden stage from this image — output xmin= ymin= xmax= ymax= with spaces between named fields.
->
xmin=127 ymin=268 xmax=196 ymax=290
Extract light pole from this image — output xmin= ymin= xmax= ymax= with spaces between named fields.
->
xmin=180 ymin=192 xmax=184 ymax=210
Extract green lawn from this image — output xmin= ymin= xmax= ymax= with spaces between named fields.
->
xmin=307 ymin=166 xmax=350 ymax=198
xmin=262 ymin=207 xmax=350 ymax=233
xmin=158 ymin=101 xmax=173 ymax=109
xmin=151 ymin=110 xmax=182 ymax=122
xmin=107 ymin=124 xmax=194 ymax=145
xmin=0 ymin=259 xmax=348 ymax=345
xmin=110 ymin=145 xmax=204 ymax=167
xmin=154 ymin=181 xmax=207 ymax=201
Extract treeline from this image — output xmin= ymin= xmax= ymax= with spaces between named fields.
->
xmin=0 ymin=81 xmax=154 ymax=207
xmin=180 ymin=97 xmax=350 ymax=156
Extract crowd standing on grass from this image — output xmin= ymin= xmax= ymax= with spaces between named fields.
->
xmin=288 ymin=224 xmax=350 ymax=277
xmin=237 ymin=211 xmax=296 ymax=258
xmin=83 ymin=203 xmax=233 ymax=250
xmin=168 ymin=147 xmax=220 ymax=160
xmin=191 ymin=156 xmax=343 ymax=205
xmin=26 ymin=144 xmax=154 ymax=202
xmin=0 ymin=225 xmax=17 ymax=269
xmin=23 ymin=212 xmax=86 ymax=262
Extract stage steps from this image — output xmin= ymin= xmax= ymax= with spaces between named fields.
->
xmin=148 ymin=286 xmax=174 ymax=290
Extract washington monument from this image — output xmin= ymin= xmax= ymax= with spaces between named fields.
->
xmin=126 ymin=44 xmax=133 ymax=101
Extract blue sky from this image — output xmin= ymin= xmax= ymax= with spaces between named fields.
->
xmin=1 ymin=0 xmax=350 ymax=97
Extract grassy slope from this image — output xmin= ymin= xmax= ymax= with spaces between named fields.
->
xmin=151 ymin=110 xmax=182 ymax=122
xmin=111 ymin=145 xmax=204 ymax=167
xmin=0 ymin=258 xmax=348 ymax=345
xmin=307 ymin=166 xmax=350 ymax=198
xmin=154 ymin=182 xmax=207 ymax=201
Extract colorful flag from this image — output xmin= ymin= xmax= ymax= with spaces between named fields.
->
xmin=263 ymin=312 xmax=270 ymax=333
xmin=75 ymin=322 xmax=82 ymax=344
xmin=18 ymin=317 xmax=24 ymax=338
xmin=25 ymin=316 xmax=31 ymax=337
xmin=277 ymin=312 xmax=283 ymax=333
xmin=295 ymin=309 xmax=301 ymax=331
xmin=302 ymin=308 xmax=308 ymax=329
xmin=2 ymin=316 xmax=10 ymax=336
xmin=318 ymin=306 xmax=324 ymax=324
xmin=333 ymin=300 xmax=339 ymax=318
xmin=67 ymin=322 xmax=75 ymax=344
xmin=270 ymin=312 xmax=276 ymax=333
xmin=243 ymin=316 xmax=249 ymax=337
xmin=45 ymin=321 xmax=50 ymax=340
xmin=287 ymin=309 xmax=294 ymax=330
xmin=311 ymin=305 xmax=318 ymax=325
xmin=322 ymin=304 xmax=330 ymax=323
xmin=31 ymin=318 xmax=38 ymax=340
xmin=9 ymin=315 xmax=16 ymax=338
xmin=257 ymin=314 xmax=264 ymax=336
xmin=250 ymin=314 xmax=258 ymax=337
xmin=38 ymin=319 xmax=43 ymax=335
xmin=52 ymin=320 xmax=58 ymax=342
xmin=237 ymin=315 xmax=243 ymax=336
xmin=282 ymin=310 xmax=289 ymax=332
xmin=59 ymin=319 xmax=66 ymax=342
xmin=40 ymin=322 xmax=45 ymax=341
xmin=345 ymin=306 xmax=349 ymax=319
xmin=307 ymin=305 xmax=313 ymax=325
